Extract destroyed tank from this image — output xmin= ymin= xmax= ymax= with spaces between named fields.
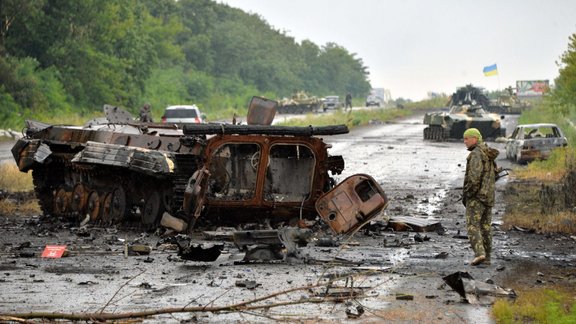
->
xmin=277 ymin=91 xmax=323 ymax=114
xmin=423 ymin=85 xmax=506 ymax=141
xmin=12 ymin=97 xmax=388 ymax=234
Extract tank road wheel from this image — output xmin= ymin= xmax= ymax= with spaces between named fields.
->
xmin=101 ymin=193 xmax=113 ymax=224
xmin=101 ymin=187 xmax=127 ymax=224
xmin=71 ymin=183 xmax=87 ymax=215
xmin=142 ymin=191 xmax=163 ymax=227
xmin=109 ymin=187 xmax=127 ymax=223
xmin=53 ymin=188 xmax=70 ymax=216
xmin=86 ymin=191 xmax=101 ymax=221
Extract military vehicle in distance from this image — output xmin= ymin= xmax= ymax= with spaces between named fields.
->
xmin=487 ymin=86 xmax=531 ymax=114
xmin=423 ymin=85 xmax=506 ymax=141
xmin=277 ymin=91 xmax=323 ymax=114
xmin=12 ymin=97 xmax=388 ymax=234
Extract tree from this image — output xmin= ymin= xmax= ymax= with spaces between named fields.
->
xmin=553 ymin=33 xmax=576 ymax=116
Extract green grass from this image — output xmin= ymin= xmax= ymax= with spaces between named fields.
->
xmin=493 ymin=288 xmax=576 ymax=323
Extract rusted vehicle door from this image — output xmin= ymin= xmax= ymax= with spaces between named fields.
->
xmin=315 ymin=174 xmax=388 ymax=234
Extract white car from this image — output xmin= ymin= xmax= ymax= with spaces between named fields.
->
xmin=505 ymin=123 xmax=568 ymax=164
xmin=162 ymin=105 xmax=204 ymax=124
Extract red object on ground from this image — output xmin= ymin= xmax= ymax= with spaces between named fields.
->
xmin=41 ymin=245 xmax=67 ymax=258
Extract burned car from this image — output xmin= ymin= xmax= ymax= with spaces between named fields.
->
xmin=505 ymin=123 xmax=568 ymax=164
xmin=11 ymin=97 xmax=388 ymax=234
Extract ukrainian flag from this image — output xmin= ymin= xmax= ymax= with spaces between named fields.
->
xmin=483 ymin=64 xmax=498 ymax=76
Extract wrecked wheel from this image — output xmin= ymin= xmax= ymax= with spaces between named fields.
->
xmin=53 ymin=188 xmax=70 ymax=215
xmin=71 ymin=183 xmax=87 ymax=214
xmin=102 ymin=187 xmax=127 ymax=223
xmin=86 ymin=191 xmax=101 ymax=221
xmin=142 ymin=191 xmax=163 ymax=226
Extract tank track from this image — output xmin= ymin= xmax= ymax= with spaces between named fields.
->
xmin=32 ymin=159 xmax=174 ymax=230
xmin=423 ymin=126 xmax=449 ymax=141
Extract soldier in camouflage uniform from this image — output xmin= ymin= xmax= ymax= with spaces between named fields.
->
xmin=462 ymin=128 xmax=499 ymax=266
xmin=139 ymin=103 xmax=153 ymax=123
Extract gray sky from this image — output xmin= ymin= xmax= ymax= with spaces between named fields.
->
xmin=219 ymin=0 xmax=576 ymax=100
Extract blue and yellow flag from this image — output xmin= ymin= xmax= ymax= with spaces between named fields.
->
xmin=483 ymin=64 xmax=498 ymax=76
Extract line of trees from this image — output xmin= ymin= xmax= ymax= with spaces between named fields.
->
xmin=0 ymin=0 xmax=372 ymax=128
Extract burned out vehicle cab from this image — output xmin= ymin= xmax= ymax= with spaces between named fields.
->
xmin=180 ymin=123 xmax=374 ymax=229
xmin=423 ymin=84 xmax=506 ymax=141
xmin=12 ymin=97 xmax=388 ymax=234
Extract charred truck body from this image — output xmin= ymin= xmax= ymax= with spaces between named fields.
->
xmin=12 ymin=97 xmax=387 ymax=234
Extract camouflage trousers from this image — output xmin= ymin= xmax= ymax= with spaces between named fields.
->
xmin=465 ymin=198 xmax=492 ymax=259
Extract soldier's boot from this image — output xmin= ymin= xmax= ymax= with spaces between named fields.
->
xmin=471 ymin=255 xmax=486 ymax=266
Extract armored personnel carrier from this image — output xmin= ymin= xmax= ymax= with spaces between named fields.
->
xmin=277 ymin=91 xmax=323 ymax=114
xmin=423 ymin=104 xmax=506 ymax=141
xmin=423 ymin=85 xmax=505 ymax=141
xmin=12 ymin=97 xmax=388 ymax=233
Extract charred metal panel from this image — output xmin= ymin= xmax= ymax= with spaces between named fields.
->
xmin=11 ymin=139 xmax=52 ymax=172
xmin=71 ymin=142 xmax=175 ymax=176
xmin=387 ymin=216 xmax=443 ymax=232
xmin=247 ymin=96 xmax=277 ymax=126
xmin=315 ymin=174 xmax=388 ymax=234
xmin=183 ymin=167 xmax=210 ymax=223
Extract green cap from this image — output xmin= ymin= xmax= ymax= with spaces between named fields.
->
xmin=463 ymin=128 xmax=482 ymax=142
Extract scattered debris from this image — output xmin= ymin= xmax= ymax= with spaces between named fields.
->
xmin=413 ymin=233 xmax=430 ymax=242
xmin=388 ymin=216 xmax=443 ymax=232
xmin=127 ymin=244 xmax=152 ymax=256
xmin=345 ymin=305 xmax=364 ymax=319
xmin=316 ymin=236 xmax=340 ymax=247
xmin=434 ymin=252 xmax=449 ymax=259
xmin=176 ymin=237 xmax=224 ymax=262
xmin=160 ymin=212 xmax=188 ymax=232
xmin=235 ymin=280 xmax=260 ymax=290
xmin=443 ymin=271 xmax=517 ymax=305
xmin=314 ymin=287 xmax=366 ymax=301
xmin=395 ymin=293 xmax=414 ymax=300
xmin=233 ymin=227 xmax=311 ymax=262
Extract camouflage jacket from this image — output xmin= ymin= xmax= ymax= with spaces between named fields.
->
xmin=463 ymin=142 xmax=499 ymax=207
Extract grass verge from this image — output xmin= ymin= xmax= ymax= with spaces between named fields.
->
xmin=492 ymin=288 xmax=576 ymax=323
xmin=0 ymin=162 xmax=34 ymax=192
xmin=0 ymin=162 xmax=39 ymax=216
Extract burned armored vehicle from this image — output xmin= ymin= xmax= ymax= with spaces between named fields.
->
xmin=277 ymin=91 xmax=323 ymax=114
xmin=12 ymin=97 xmax=388 ymax=234
xmin=423 ymin=85 xmax=506 ymax=141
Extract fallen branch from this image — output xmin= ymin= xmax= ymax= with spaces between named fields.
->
xmin=0 ymin=282 xmax=331 ymax=321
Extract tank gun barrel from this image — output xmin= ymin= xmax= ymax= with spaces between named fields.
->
xmin=182 ymin=124 xmax=349 ymax=136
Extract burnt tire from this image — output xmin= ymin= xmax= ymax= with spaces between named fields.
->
xmin=142 ymin=191 xmax=164 ymax=226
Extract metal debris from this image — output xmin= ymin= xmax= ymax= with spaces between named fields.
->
xmin=442 ymin=271 xmax=517 ymax=305
xmin=387 ymin=216 xmax=443 ymax=232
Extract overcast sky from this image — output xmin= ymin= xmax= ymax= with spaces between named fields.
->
xmin=219 ymin=0 xmax=576 ymax=100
